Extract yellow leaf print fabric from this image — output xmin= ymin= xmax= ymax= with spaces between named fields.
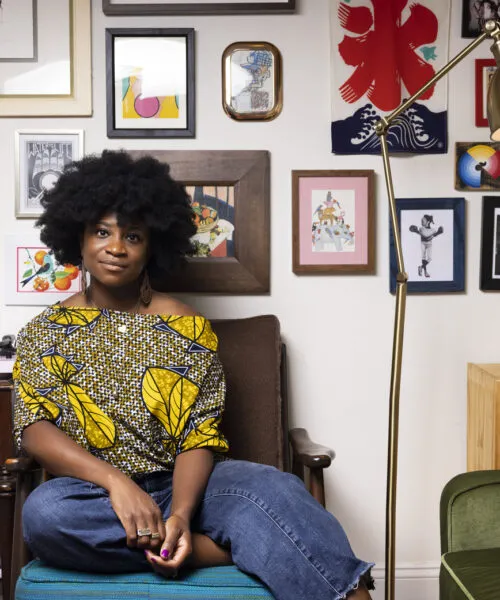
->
xmin=13 ymin=305 xmax=229 ymax=476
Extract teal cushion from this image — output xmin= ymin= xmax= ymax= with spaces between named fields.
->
xmin=441 ymin=548 xmax=500 ymax=600
xmin=16 ymin=559 xmax=274 ymax=600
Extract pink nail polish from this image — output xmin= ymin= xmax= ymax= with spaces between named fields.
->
xmin=161 ymin=549 xmax=169 ymax=559
xmin=151 ymin=557 xmax=158 ymax=563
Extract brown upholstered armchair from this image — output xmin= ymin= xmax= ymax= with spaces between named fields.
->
xmin=6 ymin=315 xmax=335 ymax=600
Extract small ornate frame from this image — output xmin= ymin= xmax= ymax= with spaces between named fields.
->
xmin=222 ymin=42 xmax=282 ymax=121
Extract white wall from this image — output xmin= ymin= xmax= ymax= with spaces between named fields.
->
xmin=1 ymin=1 xmax=495 ymax=597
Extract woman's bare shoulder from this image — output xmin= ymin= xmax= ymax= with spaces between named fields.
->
xmin=148 ymin=292 xmax=201 ymax=317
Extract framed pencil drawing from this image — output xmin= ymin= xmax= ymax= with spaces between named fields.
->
xmin=102 ymin=0 xmax=295 ymax=15
xmin=389 ymin=197 xmax=465 ymax=294
xmin=15 ymin=130 xmax=84 ymax=219
xmin=480 ymin=195 xmax=500 ymax=290
xmin=106 ymin=28 xmax=195 ymax=138
xmin=4 ymin=234 xmax=81 ymax=306
xmin=128 ymin=150 xmax=270 ymax=293
xmin=222 ymin=42 xmax=282 ymax=121
xmin=475 ymin=59 xmax=496 ymax=127
xmin=0 ymin=0 xmax=92 ymax=117
xmin=292 ymin=170 xmax=375 ymax=274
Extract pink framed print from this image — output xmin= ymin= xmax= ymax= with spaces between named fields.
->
xmin=4 ymin=234 xmax=81 ymax=305
xmin=292 ymin=170 xmax=375 ymax=274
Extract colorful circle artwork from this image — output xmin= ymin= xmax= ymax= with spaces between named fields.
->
xmin=458 ymin=144 xmax=500 ymax=188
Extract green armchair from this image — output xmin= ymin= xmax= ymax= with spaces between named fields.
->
xmin=440 ymin=470 xmax=500 ymax=600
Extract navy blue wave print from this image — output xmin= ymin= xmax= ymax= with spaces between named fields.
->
xmin=331 ymin=102 xmax=447 ymax=155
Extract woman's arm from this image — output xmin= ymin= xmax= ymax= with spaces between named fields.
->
xmin=22 ymin=420 xmax=166 ymax=551
xmin=145 ymin=448 xmax=231 ymax=575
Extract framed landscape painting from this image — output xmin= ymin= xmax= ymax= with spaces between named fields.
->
xmin=292 ymin=170 xmax=375 ymax=274
xmin=389 ymin=197 xmax=465 ymax=294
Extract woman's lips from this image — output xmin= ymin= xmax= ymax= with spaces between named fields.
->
xmin=100 ymin=262 xmax=127 ymax=272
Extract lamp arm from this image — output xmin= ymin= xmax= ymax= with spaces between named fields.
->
xmin=374 ymin=20 xmax=500 ymax=600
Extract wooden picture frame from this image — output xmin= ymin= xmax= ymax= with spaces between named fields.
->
xmin=15 ymin=129 xmax=84 ymax=219
xmin=0 ymin=0 xmax=92 ymax=117
xmin=222 ymin=41 xmax=282 ymax=121
xmin=389 ymin=197 xmax=465 ymax=294
xmin=128 ymin=150 xmax=270 ymax=293
xmin=480 ymin=195 xmax=500 ymax=290
xmin=102 ymin=0 xmax=295 ymax=15
xmin=106 ymin=28 xmax=195 ymax=138
xmin=475 ymin=59 xmax=496 ymax=127
xmin=455 ymin=141 xmax=500 ymax=191
xmin=292 ymin=170 xmax=375 ymax=274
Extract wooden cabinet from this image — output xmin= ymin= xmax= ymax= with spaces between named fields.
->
xmin=467 ymin=363 xmax=500 ymax=471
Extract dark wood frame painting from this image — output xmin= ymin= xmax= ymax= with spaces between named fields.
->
xmin=128 ymin=150 xmax=270 ymax=293
xmin=102 ymin=0 xmax=295 ymax=15
xmin=106 ymin=28 xmax=195 ymax=138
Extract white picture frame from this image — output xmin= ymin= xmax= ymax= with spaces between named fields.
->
xmin=0 ymin=0 xmax=37 ymax=62
xmin=4 ymin=234 xmax=81 ymax=306
xmin=0 ymin=0 xmax=92 ymax=116
xmin=15 ymin=129 xmax=84 ymax=219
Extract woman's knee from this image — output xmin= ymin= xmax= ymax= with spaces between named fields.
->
xmin=23 ymin=477 xmax=92 ymax=547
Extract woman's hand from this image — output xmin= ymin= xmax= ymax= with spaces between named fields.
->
xmin=144 ymin=514 xmax=192 ymax=577
xmin=108 ymin=475 xmax=165 ymax=552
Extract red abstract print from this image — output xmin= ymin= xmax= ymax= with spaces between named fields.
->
xmin=338 ymin=0 xmax=438 ymax=112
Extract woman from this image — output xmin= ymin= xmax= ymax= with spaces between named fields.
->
xmin=13 ymin=150 xmax=374 ymax=599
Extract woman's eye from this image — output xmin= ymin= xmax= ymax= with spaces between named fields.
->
xmin=96 ymin=229 xmax=108 ymax=237
xmin=127 ymin=233 xmax=141 ymax=242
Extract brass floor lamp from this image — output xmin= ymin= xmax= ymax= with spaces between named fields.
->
xmin=374 ymin=19 xmax=500 ymax=600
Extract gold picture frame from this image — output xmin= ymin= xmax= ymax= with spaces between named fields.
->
xmin=0 ymin=0 xmax=92 ymax=117
xmin=222 ymin=42 xmax=282 ymax=121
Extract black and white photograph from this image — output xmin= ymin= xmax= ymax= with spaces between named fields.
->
xmin=462 ymin=0 xmax=500 ymax=38
xmin=480 ymin=195 xmax=500 ymax=289
xmin=15 ymin=130 xmax=84 ymax=218
xmin=390 ymin=197 xmax=466 ymax=293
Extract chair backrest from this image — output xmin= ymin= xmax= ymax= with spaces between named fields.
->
xmin=211 ymin=315 xmax=288 ymax=472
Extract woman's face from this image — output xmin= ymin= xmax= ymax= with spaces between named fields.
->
xmin=81 ymin=213 xmax=150 ymax=288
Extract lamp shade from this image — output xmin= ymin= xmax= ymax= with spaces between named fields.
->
xmin=488 ymin=40 xmax=500 ymax=140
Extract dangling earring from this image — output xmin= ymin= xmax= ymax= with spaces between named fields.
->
xmin=140 ymin=270 xmax=152 ymax=305
xmin=80 ymin=263 xmax=88 ymax=296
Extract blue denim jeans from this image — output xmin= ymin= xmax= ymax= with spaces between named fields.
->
xmin=23 ymin=460 xmax=374 ymax=600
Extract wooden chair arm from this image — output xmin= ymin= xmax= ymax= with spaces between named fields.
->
xmin=289 ymin=428 xmax=335 ymax=508
xmin=5 ymin=456 xmax=37 ymax=473
xmin=289 ymin=428 xmax=335 ymax=469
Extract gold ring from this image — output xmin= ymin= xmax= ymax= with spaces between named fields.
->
xmin=151 ymin=532 xmax=161 ymax=540
xmin=137 ymin=528 xmax=152 ymax=537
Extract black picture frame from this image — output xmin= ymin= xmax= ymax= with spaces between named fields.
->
xmin=389 ymin=197 xmax=466 ymax=294
xmin=128 ymin=150 xmax=270 ymax=294
xmin=102 ymin=0 xmax=295 ymax=15
xmin=461 ymin=0 xmax=495 ymax=38
xmin=105 ymin=28 xmax=195 ymax=138
xmin=480 ymin=195 xmax=500 ymax=290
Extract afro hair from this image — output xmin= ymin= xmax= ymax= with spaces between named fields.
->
xmin=37 ymin=150 xmax=197 ymax=276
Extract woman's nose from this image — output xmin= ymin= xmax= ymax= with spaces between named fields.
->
xmin=105 ymin=236 xmax=126 ymax=255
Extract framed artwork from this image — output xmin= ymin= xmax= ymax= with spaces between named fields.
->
xmin=129 ymin=150 xmax=270 ymax=293
xmin=4 ymin=235 xmax=81 ymax=306
xmin=475 ymin=59 xmax=496 ymax=126
xmin=15 ymin=130 xmax=84 ymax=219
xmin=479 ymin=195 xmax=500 ymax=290
xmin=0 ymin=0 xmax=37 ymax=62
xmin=455 ymin=142 xmax=500 ymax=191
xmin=461 ymin=0 xmax=497 ymax=38
xmin=389 ymin=197 xmax=465 ymax=294
xmin=222 ymin=42 xmax=282 ymax=121
xmin=292 ymin=170 xmax=375 ymax=274
xmin=0 ymin=0 xmax=91 ymax=117
xmin=106 ymin=28 xmax=195 ymax=138
xmin=102 ymin=0 xmax=295 ymax=15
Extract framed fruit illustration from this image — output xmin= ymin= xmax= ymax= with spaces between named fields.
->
xmin=4 ymin=234 xmax=81 ymax=305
